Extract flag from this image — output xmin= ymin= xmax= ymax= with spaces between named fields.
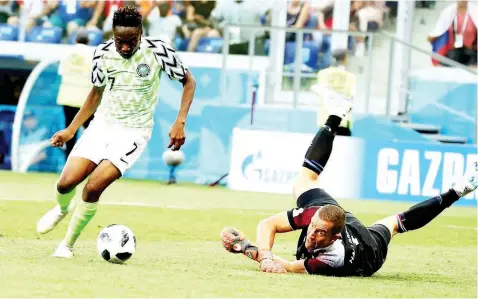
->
xmin=430 ymin=31 xmax=452 ymax=66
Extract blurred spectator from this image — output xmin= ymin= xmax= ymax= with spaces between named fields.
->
xmin=310 ymin=0 xmax=334 ymax=30
xmin=185 ymin=0 xmax=218 ymax=52
xmin=56 ymin=29 xmax=93 ymax=158
xmin=211 ymin=0 xmax=271 ymax=55
xmin=355 ymin=1 xmax=383 ymax=32
xmin=39 ymin=0 xmax=105 ymax=36
xmin=178 ymin=0 xmax=216 ymax=51
xmin=102 ymin=0 xmax=136 ymax=39
xmin=0 ymin=0 xmax=14 ymax=23
xmin=285 ymin=0 xmax=310 ymax=42
xmin=103 ymin=0 xmax=122 ymax=38
xmin=428 ymin=0 xmax=477 ymax=67
xmin=146 ymin=1 xmax=181 ymax=44
xmin=137 ymin=0 xmax=155 ymax=17
xmin=7 ymin=0 xmax=45 ymax=32
xmin=171 ymin=0 xmax=186 ymax=20
xmin=350 ymin=0 xmax=383 ymax=56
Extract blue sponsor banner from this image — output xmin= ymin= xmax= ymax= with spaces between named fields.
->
xmin=362 ymin=140 xmax=478 ymax=206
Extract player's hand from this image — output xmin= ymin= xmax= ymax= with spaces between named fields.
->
xmin=220 ymin=227 xmax=259 ymax=259
xmin=50 ymin=128 xmax=75 ymax=147
xmin=220 ymin=227 xmax=246 ymax=253
xmin=260 ymin=258 xmax=287 ymax=274
xmin=168 ymin=121 xmax=185 ymax=151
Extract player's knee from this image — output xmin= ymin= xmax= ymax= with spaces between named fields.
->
xmin=56 ymin=178 xmax=77 ymax=194
xmin=82 ymin=181 xmax=104 ymax=202
xmin=373 ymin=215 xmax=399 ymax=237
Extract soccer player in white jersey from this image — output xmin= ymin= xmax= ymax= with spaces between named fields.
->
xmin=36 ymin=6 xmax=196 ymax=259
xmin=220 ymin=88 xmax=478 ymax=276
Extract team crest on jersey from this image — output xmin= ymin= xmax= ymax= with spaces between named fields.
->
xmin=136 ymin=64 xmax=150 ymax=77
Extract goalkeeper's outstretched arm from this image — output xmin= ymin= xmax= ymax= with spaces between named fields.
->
xmin=220 ymin=212 xmax=307 ymax=274
xmin=255 ymin=211 xmax=293 ymax=255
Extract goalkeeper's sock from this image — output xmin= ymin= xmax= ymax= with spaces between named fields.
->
xmin=64 ymin=201 xmax=97 ymax=247
xmin=396 ymin=189 xmax=459 ymax=233
xmin=55 ymin=182 xmax=76 ymax=214
xmin=324 ymin=115 xmax=342 ymax=133
xmin=302 ymin=116 xmax=340 ymax=175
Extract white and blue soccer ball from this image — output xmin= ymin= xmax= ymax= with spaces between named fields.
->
xmin=162 ymin=149 xmax=185 ymax=166
xmin=97 ymin=224 xmax=136 ymax=264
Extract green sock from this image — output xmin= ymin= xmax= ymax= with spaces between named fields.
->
xmin=64 ymin=201 xmax=97 ymax=248
xmin=55 ymin=182 xmax=76 ymax=214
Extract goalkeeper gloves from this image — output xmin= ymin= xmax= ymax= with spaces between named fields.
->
xmin=220 ymin=227 xmax=287 ymax=273
xmin=220 ymin=227 xmax=259 ymax=260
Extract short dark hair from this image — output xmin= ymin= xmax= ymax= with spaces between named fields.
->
xmin=76 ymin=30 xmax=89 ymax=45
xmin=113 ymin=6 xmax=142 ymax=29
xmin=331 ymin=49 xmax=347 ymax=65
xmin=318 ymin=205 xmax=345 ymax=235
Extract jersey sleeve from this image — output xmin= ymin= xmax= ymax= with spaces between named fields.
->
xmin=91 ymin=41 xmax=113 ymax=87
xmin=286 ymin=207 xmax=319 ymax=230
xmin=305 ymin=239 xmax=345 ymax=275
xmin=147 ymin=38 xmax=188 ymax=82
xmin=304 ymin=258 xmax=337 ymax=275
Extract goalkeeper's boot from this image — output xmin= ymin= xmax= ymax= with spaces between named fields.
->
xmin=36 ymin=202 xmax=75 ymax=234
xmin=453 ymin=161 xmax=478 ymax=197
xmin=52 ymin=241 xmax=73 ymax=259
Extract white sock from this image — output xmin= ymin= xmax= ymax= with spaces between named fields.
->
xmin=64 ymin=201 xmax=97 ymax=248
xmin=55 ymin=182 xmax=76 ymax=214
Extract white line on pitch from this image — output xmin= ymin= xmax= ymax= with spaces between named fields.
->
xmin=446 ymin=225 xmax=478 ymax=230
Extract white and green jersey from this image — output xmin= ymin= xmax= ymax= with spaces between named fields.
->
xmin=90 ymin=37 xmax=188 ymax=129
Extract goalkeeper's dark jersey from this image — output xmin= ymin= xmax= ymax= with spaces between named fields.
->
xmin=287 ymin=207 xmax=387 ymax=277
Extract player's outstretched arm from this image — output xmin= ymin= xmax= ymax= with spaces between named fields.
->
xmin=50 ymin=86 xmax=104 ymax=147
xmin=255 ymin=211 xmax=293 ymax=254
xmin=256 ymin=212 xmax=309 ymax=273
xmin=220 ymin=226 xmax=286 ymax=274
xmin=168 ymin=71 xmax=196 ymax=151
xmin=271 ymin=255 xmax=307 ymax=274
xmin=221 ymin=212 xmax=296 ymax=274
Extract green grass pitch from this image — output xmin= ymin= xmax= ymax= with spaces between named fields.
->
xmin=0 ymin=171 xmax=476 ymax=297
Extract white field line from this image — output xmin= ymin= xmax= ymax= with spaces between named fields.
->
xmin=0 ymin=197 xmax=272 ymax=215
xmin=445 ymin=225 xmax=478 ymax=231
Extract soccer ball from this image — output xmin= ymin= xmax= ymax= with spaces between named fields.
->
xmin=97 ymin=224 xmax=136 ymax=264
xmin=162 ymin=149 xmax=185 ymax=166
